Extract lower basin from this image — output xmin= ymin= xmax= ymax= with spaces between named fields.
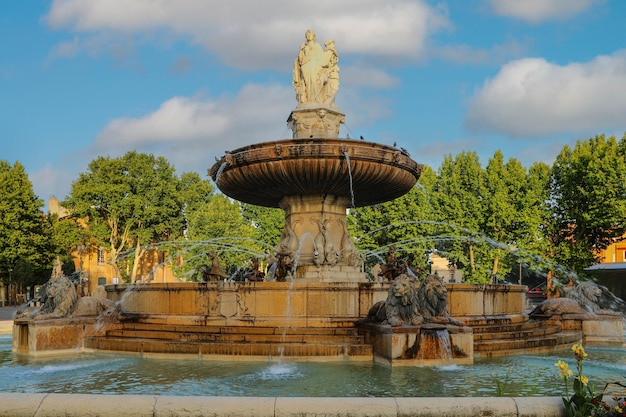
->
xmin=1 ymin=334 xmax=624 ymax=397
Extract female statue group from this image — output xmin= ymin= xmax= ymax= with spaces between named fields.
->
xmin=293 ymin=30 xmax=339 ymax=108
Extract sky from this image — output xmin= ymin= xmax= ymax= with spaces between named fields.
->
xmin=2 ymin=0 xmax=626 ymax=210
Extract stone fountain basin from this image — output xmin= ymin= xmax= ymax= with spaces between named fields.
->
xmin=209 ymin=138 xmax=421 ymax=208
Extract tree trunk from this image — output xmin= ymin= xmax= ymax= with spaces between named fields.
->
xmin=131 ymin=240 xmax=143 ymax=282
xmin=468 ymin=242 xmax=475 ymax=272
xmin=492 ymin=256 xmax=499 ymax=283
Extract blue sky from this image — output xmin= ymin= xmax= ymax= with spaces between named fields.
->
xmin=2 ymin=0 xmax=626 ymax=209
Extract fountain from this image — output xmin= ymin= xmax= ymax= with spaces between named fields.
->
xmin=13 ymin=29 xmax=622 ymax=365
xmin=6 ymin=29 xmax=625 ymax=416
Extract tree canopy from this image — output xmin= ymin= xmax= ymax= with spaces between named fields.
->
xmin=550 ymin=134 xmax=626 ymax=273
xmin=0 ymin=161 xmax=54 ymax=288
xmin=62 ymin=151 xmax=184 ymax=282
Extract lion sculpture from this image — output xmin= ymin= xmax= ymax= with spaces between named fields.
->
xmin=366 ymin=274 xmax=464 ymax=327
xmin=23 ymin=277 xmax=116 ymax=320
xmin=530 ymin=280 xmax=624 ymax=318
xmin=570 ymin=281 xmax=624 ymax=315
xmin=367 ymin=274 xmax=423 ymax=326
xmin=417 ymin=274 xmax=464 ymax=326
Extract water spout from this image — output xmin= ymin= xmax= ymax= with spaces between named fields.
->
xmin=214 ymin=161 xmax=228 ymax=185
xmin=291 ymin=232 xmax=315 ymax=277
xmin=343 ymin=151 xmax=355 ymax=208
xmin=416 ymin=325 xmax=453 ymax=363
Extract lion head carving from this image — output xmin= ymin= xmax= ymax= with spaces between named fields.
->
xmin=365 ymin=274 xmax=423 ymax=327
xmin=33 ymin=277 xmax=78 ymax=320
xmin=417 ymin=274 xmax=464 ymax=326
xmin=20 ymin=278 xmax=117 ymax=321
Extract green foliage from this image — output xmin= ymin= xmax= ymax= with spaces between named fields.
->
xmin=347 ymin=150 xmax=560 ymax=283
xmin=550 ymin=134 xmax=626 ymax=273
xmin=62 ymin=151 xmax=184 ymax=281
xmin=554 ymin=344 xmax=620 ymax=417
xmin=433 ymin=151 xmax=491 ymax=283
xmin=170 ymin=194 xmax=271 ymax=280
xmin=349 ymin=165 xmax=438 ymax=273
xmin=241 ymin=203 xmax=284 ymax=248
xmin=0 ymin=160 xmax=54 ymax=287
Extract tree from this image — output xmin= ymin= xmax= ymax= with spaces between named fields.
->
xmin=179 ymin=172 xmax=215 ymax=234
xmin=241 ymin=203 xmax=284 ymax=249
xmin=0 ymin=161 xmax=54 ymax=292
xmin=433 ymin=151 xmax=489 ymax=282
xmin=349 ymin=165 xmax=438 ymax=274
xmin=63 ymin=151 xmax=184 ymax=282
xmin=550 ymin=134 xmax=626 ymax=273
xmin=172 ymin=193 xmax=266 ymax=280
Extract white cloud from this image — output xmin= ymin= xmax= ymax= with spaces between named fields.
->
xmin=91 ymin=83 xmax=295 ymax=176
xmin=45 ymin=0 xmax=450 ymax=70
xmin=47 ymin=36 xmax=81 ymax=59
xmin=487 ymin=0 xmax=604 ymax=23
xmin=465 ymin=50 xmax=626 ymax=137
xmin=30 ymin=164 xmax=77 ymax=204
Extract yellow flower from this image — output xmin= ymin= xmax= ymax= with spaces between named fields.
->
xmin=571 ymin=344 xmax=588 ymax=361
xmin=555 ymin=360 xmax=572 ymax=378
xmin=615 ymin=405 xmax=623 ymax=413
xmin=579 ymin=375 xmax=588 ymax=386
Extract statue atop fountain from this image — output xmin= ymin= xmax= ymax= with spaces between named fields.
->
xmin=288 ymin=29 xmax=344 ymax=139
xmin=210 ymin=29 xmax=421 ymax=282
xmin=293 ymin=30 xmax=339 ymax=109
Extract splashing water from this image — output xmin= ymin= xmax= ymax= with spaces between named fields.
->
xmin=343 ymin=151 xmax=355 ymax=208
xmin=214 ymin=161 xmax=228 ymax=184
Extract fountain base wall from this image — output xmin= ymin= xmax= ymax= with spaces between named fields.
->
xmin=14 ymin=283 xmax=619 ymax=359
xmin=363 ymin=322 xmax=474 ymax=366
xmin=12 ymin=317 xmax=103 ymax=356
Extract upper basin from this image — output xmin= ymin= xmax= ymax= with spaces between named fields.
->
xmin=209 ymin=138 xmax=421 ymax=208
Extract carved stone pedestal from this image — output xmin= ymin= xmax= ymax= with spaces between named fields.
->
xmin=276 ymin=194 xmax=363 ymax=281
xmin=287 ymin=106 xmax=345 ymax=139
xmin=361 ymin=322 xmax=474 ymax=367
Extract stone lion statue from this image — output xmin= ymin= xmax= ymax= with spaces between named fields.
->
xmin=418 ymin=274 xmax=464 ymax=326
xmin=570 ymin=281 xmax=624 ymax=315
xmin=529 ymin=297 xmax=589 ymax=318
xmin=530 ymin=280 xmax=624 ymax=318
xmin=365 ymin=274 xmax=465 ymax=327
xmin=20 ymin=277 xmax=116 ymax=320
xmin=367 ymin=274 xmax=423 ymax=327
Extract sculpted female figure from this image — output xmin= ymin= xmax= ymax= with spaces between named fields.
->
xmin=293 ymin=29 xmax=324 ymax=105
xmin=320 ymin=39 xmax=339 ymax=107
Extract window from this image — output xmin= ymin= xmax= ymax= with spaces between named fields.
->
xmin=97 ymin=248 xmax=106 ymax=265
xmin=97 ymin=277 xmax=106 ymax=286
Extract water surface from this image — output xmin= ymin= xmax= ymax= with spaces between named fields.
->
xmin=1 ymin=335 xmax=624 ymax=397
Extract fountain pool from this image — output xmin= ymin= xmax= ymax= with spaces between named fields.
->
xmin=2 ymin=334 xmax=624 ymax=398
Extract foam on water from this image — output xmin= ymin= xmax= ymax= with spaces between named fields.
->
xmin=259 ymin=363 xmax=302 ymax=379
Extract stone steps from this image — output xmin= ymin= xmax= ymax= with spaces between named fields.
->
xmin=474 ymin=331 xmax=581 ymax=356
xmin=105 ymin=328 xmax=365 ymax=344
xmin=469 ymin=316 xmax=582 ymax=357
xmin=85 ymin=335 xmax=372 ymax=358
xmin=473 ymin=321 xmax=563 ymax=341
xmin=86 ymin=321 xmax=372 ymax=359
xmin=118 ymin=321 xmax=360 ymax=335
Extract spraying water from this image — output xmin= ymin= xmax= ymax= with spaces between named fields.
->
xmin=214 ymin=161 xmax=228 ymax=185
xmin=343 ymin=151 xmax=355 ymax=208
